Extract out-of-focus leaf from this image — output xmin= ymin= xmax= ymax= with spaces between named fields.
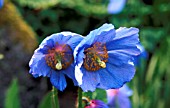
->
xmin=13 ymin=0 xmax=59 ymax=9
xmin=92 ymin=89 xmax=107 ymax=103
xmin=38 ymin=92 xmax=53 ymax=108
xmin=5 ymin=78 xmax=21 ymax=108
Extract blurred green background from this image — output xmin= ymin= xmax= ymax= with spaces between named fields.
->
xmin=0 ymin=0 xmax=170 ymax=108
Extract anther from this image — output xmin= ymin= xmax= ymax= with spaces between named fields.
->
xmin=96 ymin=57 xmax=106 ymax=68
xmin=55 ymin=60 xmax=62 ymax=70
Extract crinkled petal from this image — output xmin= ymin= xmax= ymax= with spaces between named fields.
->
xmin=106 ymin=27 xmax=140 ymax=56
xmin=50 ymin=71 xmax=67 ymax=91
xmin=97 ymin=68 xmax=116 ymax=90
xmin=107 ymin=51 xmax=133 ymax=66
xmin=87 ymin=23 xmax=115 ymax=43
xmin=80 ymin=68 xmax=100 ymax=92
xmin=40 ymin=32 xmax=83 ymax=49
xmin=66 ymin=33 xmax=84 ymax=50
xmin=39 ymin=37 xmax=55 ymax=48
xmin=107 ymin=0 xmax=126 ymax=14
xmin=31 ymin=57 xmax=51 ymax=77
xmin=29 ymin=49 xmax=51 ymax=77
xmin=103 ymin=63 xmax=135 ymax=89
xmin=62 ymin=64 xmax=78 ymax=86
xmin=29 ymin=49 xmax=45 ymax=67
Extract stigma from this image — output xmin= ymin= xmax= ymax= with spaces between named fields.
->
xmin=45 ymin=43 xmax=73 ymax=70
xmin=83 ymin=42 xmax=108 ymax=71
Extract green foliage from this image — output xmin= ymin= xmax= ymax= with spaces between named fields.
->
xmin=5 ymin=78 xmax=21 ymax=108
xmin=13 ymin=0 xmax=59 ymax=9
xmin=38 ymin=92 xmax=53 ymax=108
xmin=83 ymin=89 xmax=107 ymax=103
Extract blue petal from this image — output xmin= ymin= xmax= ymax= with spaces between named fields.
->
xmin=31 ymin=57 xmax=51 ymax=77
xmin=117 ymin=92 xmax=131 ymax=108
xmin=108 ymin=0 xmax=126 ymax=14
xmin=80 ymin=68 xmax=100 ymax=92
xmin=0 ymin=0 xmax=3 ymax=9
xmin=39 ymin=37 xmax=55 ymax=48
xmin=119 ymin=85 xmax=133 ymax=97
xmin=133 ymin=43 xmax=148 ymax=66
xmin=104 ymin=63 xmax=135 ymax=89
xmin=50 ymin=71 xmax=67 ymax=91
xmin=97 ymin=68 xmax=116 ymax=90
xmin=87 ymin=23 xmax=115 ymax=44
xmin=106 ymin=27 xmax=141 ymax=56
xmin=107 ymin=51 xmax=133 ymax=66
xmin=62 ymin=64 xmax=78 ymax=86
xmin=29 ymin=49 xmax=45 ymax=67
xmin=66 ymin=33 xmax=84 ymax=50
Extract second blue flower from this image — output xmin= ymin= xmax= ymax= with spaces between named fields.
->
xmin=74 ymin=23 xmax=141 ymax=92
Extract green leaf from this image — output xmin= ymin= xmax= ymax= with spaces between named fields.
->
xmin=38 ymin=92 xmax=53 ymax=108
xmin=92 ymin=89 xmax=107 ymax=103
xmin=5 ymin=78 xmax=21 ymax=108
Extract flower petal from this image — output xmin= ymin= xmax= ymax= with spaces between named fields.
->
xmin=50 ymin=71 xmax=67 ymax=91
xmin=107 ymin=0 xmax=126 ymax=14
xmin=33 ymin=57 xmax=51 ymax=77
xmin=106 ymin=27 xmax=140 ymax=56
xmin=104 ymin=63 xmax=135 ymax=89
xmin=62 ymin=64 xmax=78 ymax=86
xmin=119 ymin=85 xmax=133 ymax=96
xmin=86 ymin=100 xmax=109 ymax=108
xmin=107 ymin=51 xmax=133 ymax=66
xmin=80 ymin=68 xmax=100 ymax=92
xmin=65 ymin=33 xmax=84 ymax=50
xmin=75 ymin=62 xmax=84 ymax=85
xmin=97 ymin=68 xmax=116 ymax=90
xmin=117 ymin=92 xmax=131 ymax=108
xmin=87 ymin=23 xmax=115 ymax=44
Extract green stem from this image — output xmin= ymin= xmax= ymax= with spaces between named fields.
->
xmin=52 ymin=86 xmax=59 ymax=108
xmin=78 ymin=87 xmax=82 ymax=108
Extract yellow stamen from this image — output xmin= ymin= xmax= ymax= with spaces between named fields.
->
xmin=96 ymin=57 xmax=106 ymax=68
xmin=55 ymin=61 xmax=62 ymax=70
xmin=98 ymin=61 xmax=106 ymax=68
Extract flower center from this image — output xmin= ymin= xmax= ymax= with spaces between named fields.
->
xmin=83 ymin=42 xmax=108 ymax=71
xmin=45 ymin=43 xmax=73 ymax=70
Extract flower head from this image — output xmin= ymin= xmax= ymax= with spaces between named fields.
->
xmin=29 ymin=32 xmax=83 ymax=91
xmin=107 ymin=0 xmax=126 ymax=14
xmin=74 ymin=23 xmax=141 ymax=92
xmin=83 ymin=97 xmax=108 ymax=108
xmin=0 ymin=0 xmax=4 ymax=9
xmin=106 ymin=85 xmax=133 ymax=108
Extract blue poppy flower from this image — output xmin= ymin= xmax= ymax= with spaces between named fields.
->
xmin=74 ymin=23 xmax=141 ymax=92
xmin=106 ymin=85 xmax=133 ymax=108
xmin=0 ymin=0 xmax=4 ymax=9
xmin=29 ymin=32 xmax=83 ymax=91
xmin=84 ymin=99 xmax=108 ymax=108
xmin=107 ymin=0 xmax=126 ymax=14
xmin=133 ymin=43 xmax=148 ymax=66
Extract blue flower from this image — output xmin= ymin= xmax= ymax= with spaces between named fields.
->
xmin=74 ymin=23 xmax=141 ymax=92
xmin=107 ymin=0 xmax=126 ymax=14
xmin=0 ymin=0 xmax=4 ymax=9
xmin=29 ymin=32 xmax=83 ymax=91
xmin=133 ymin=43 xmax=148 ymax=66
xmin=106 ymin=85 xmax=133 ymax=108
xmin=84 ymin=99 xmax=108 ymax=108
